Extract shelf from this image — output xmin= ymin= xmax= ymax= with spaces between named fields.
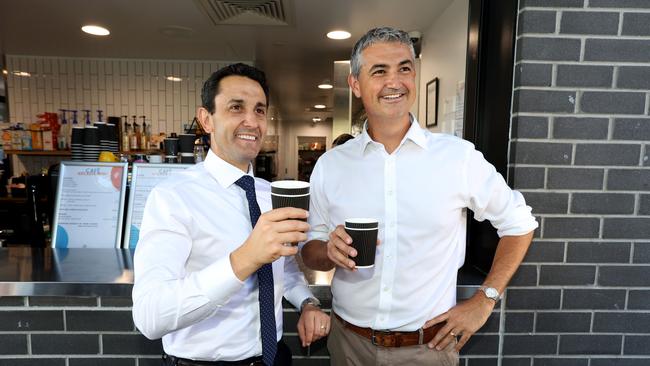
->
xmin=0 ymin=196 xmax=27 ymax=203
xmin=119 ymin=149 xmax=163 ymax=155
xmin=5 ymin=149 xmax=165 ymax=156
xmin=5 ymin=150 xmax=71 ymax=156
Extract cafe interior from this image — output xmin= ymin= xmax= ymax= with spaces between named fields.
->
xmin=0 ymin=0 xmax=483 ymax=250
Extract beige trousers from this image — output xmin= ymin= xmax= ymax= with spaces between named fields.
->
xmin=327 ymin=315 xmax=459 ymax=366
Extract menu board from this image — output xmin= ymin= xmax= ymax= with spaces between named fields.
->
xmin=124 ymin=163 xmax=192 ymax=249
xmin=51 ymin=162 xmax=128 ymax=248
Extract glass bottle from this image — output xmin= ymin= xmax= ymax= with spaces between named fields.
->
xmin=121 ymin=115 xmax=130 ymax=152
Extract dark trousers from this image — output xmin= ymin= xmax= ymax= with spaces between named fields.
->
xmin=162 ymin=340 xmax=292 ymax=366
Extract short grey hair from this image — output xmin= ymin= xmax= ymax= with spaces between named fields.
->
xmin=350 ymin=27 xmax=415 ymax=78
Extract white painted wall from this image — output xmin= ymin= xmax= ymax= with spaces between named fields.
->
xmin=4 ymin=55 xmax=243 ymax=135
xmin=417 ymin=0 xmax=468 ymax=134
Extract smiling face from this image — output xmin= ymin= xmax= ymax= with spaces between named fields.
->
xmin=197 ymin=75 xmax=268 ymax=172
xmin=348 ymin=41 xmax=416 ymax=126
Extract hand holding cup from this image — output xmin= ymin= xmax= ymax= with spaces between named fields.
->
xmin=344 ymin=218 xmax=379 ymax=268
xmin=270 ymin=180 xmax=310 ymax=246
xmin=327 ymin=219 xmax=379 ymax=270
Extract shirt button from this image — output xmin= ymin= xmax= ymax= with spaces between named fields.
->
xmin=390 ymin=222 xmax=396 ymax=228
xmin=387 ymin=190 xmax=393 ymax=196
xmin=383 ymin=287 xmax=389 ymax=292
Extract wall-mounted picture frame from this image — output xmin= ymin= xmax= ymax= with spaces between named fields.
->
xmin=426 ymin=77 xmax=439 ymax=127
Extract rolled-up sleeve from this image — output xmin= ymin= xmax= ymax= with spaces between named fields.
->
xmin=464 ymin=147 xmax=538 ymax=237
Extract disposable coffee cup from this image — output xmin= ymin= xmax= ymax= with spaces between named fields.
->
xmin=270 ymin=180 xmax=310 ymax=211
xmin=83 ymin=125 xmax=99 ymax=145
xmin=270 ymin=180 xmax=310 ymax=246
xmin=179 ymin=152 xmax=194 ymax=164
xmin=178 ymin=134 xmax=196 ymax=153
xmin=71 ymin=126 xmax=85 ymax=145
xmin=344 ymin=218 xmax=379 ymax=268
xmin=163 ymin=138 xmax=179 ymax=156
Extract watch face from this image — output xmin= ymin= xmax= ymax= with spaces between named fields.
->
xmin=485 ymin=288 xmax=499 ymax=299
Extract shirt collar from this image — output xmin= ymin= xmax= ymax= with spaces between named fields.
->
xmin=204 ymin=149 xmax=254 ymax=189
xmin=357 ymin=114 xmax=428 ymax=154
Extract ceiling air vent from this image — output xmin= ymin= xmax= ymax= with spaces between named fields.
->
xmin=195 ymin=0 xmax=293 ymax=26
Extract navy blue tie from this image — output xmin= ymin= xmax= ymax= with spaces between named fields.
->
xmin=234 ymin=175 xmax=277 ymax=366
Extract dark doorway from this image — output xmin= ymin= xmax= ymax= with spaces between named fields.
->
xmin=462 ymin=0 xmax=519 ymax=276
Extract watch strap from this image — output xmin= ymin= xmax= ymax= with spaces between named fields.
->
xmin=300 ymin=297 xmax=321 ymax=311
xmin=478 ymin=286 xmax=501 ymax=301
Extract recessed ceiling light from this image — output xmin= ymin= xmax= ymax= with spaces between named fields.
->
xmin=318 ymin=80 xmax=333 ymax=89
xmin=81 ymin=25 xmax=110 ymax=36
xmin=314 ymin=104 xmax=326 ymax=109
xmin=312 ymin=117 xmax=322 ymax=122
xmin=2 ymin=69 xmax=7 ymax=75
xmin=327 ymin=30 xmax=351 ymax=40
xmin=166 ymin=76 xmax=182 ymax=82
xmin=12 ymin=71 xmax=31 ymax=77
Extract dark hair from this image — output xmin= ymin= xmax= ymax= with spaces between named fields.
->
xmin=332 ymin=133 xmax=355 ymax=147
xmin=201 ymin=63 xmax=270 ymax=114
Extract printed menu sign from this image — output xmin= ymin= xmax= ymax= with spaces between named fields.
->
xmin=124 ymin=164 xmax=192 ymax=248
xmin=52 ymin=162 xmax=128 ymax=248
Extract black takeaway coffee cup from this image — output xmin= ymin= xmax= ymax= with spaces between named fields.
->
xmin=345 ymin=218 xmax=379 ymax=268
xmin=270 ymin=180 xmax=310 ymax=246
xmin=270 ymin=180 xmax=310 ymax=212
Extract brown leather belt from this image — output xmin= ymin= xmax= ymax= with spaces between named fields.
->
xmin=334 ymin=313 xmax=444 ymax=347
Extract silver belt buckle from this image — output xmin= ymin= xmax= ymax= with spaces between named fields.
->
xmin=370 ymin=329 xmax=390 ymax=346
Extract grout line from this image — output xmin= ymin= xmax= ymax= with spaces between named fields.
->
xmin=497 ymin=293 xmax=506 ymax=366
xmin=618 ymin=12 xmax=624 ymax=37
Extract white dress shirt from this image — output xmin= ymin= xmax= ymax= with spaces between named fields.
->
xmin=307 ymin=116 xmax=538 ymax=332
xmin=132 ymin=150 xmax=313 ymax=361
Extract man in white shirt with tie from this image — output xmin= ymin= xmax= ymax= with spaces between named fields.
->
xmin=301 ymin=27 xmax=537 ymax=365
xmin=133 ymin=63 xmax=330 ymax=366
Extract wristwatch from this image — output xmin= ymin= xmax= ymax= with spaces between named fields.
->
xmin=300 ymin=297 xmax=321 ymax=311
xmin=478 ymin=286 xmax=501 ymax=302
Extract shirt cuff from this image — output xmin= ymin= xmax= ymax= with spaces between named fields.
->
xmin=284 ymin=285 xmax=315 ymax=310
xmin=496 ymin=205 xmax=539 ymax=237
xmin=194 ymin=255 xmax=245 ymax=305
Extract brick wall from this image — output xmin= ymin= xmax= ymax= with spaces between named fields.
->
xmin=0 ymin=296 xmax=329 ymax=365
xmin=504 ymin=0 xmax=650 ymax=365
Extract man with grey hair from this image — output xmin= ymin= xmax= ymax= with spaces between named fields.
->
xmin=301 ymin=27 xmax=537 ymax=365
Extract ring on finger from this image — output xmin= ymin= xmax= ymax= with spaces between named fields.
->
xmin=449 ymin=331 xmax=457 ymax=337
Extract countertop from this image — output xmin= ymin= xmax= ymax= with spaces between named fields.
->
xmin=0 ymin=247 xmax=483 ymax=298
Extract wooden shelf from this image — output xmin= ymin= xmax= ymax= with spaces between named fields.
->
xmin=5 ymin=150 xmax=71 ymax=156
xmin=5 ymin=149 xmax=164 ymax=156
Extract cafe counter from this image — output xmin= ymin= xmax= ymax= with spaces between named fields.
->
xmin=0 ymin=247 xmax=483 ymax=298
xmin=0 ymin=247 xmax=485 ymax=364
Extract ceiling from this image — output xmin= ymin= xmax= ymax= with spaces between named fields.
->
xmin=0 ymin=0 xmax=454 ymax=125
